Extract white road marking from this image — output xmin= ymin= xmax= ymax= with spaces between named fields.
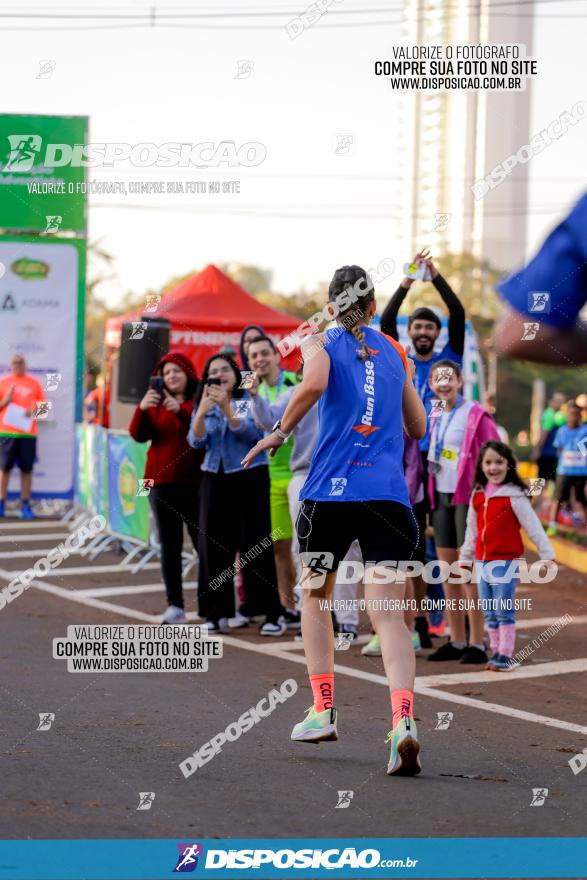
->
xmin=6 ymin=577 xmax=160 ymax=622
xmin=0 ymin=548 xmax=72 ymax=559
xmin=75 ymin=582 xmax=197 ymax=598
xmin=3 ymin=561 xmax=586 ymax=738
xmin=0 ymin=562 xmax=161 ymax=577
xmin=215 ymin=636 xmax=587 ymax=735
xmin=415 ymin=685 xmax=587 ymax=736
xmin=0 ymin=521 xmax=68 ymax=530
xmin=0 ymin=569 xmax=200 ymax=624
xmin=516 ymin=615 xmax=587 ymax=630
xmin=0 ymin=532 xmax=71 ymax=543
xmin=416 ymin=657 xmax=587 ymax=687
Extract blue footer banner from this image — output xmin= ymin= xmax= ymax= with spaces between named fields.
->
xmin=0 ymin=838 xmax=585 ymax=879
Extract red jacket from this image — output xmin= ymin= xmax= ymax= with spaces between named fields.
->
xmin=129 ymin=350 xmax=204 ymax=486
xmin=460 ymin=484 xmax=554 ymax=562
xmin=129 ymin=401 xmax=204 ymax=486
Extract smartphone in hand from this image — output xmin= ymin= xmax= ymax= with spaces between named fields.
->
xmin=149 ymin=376 xmax=165 ymax=397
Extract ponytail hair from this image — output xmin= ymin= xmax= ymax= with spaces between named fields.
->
xmin=328 ymin=265 xmax=375 ymax=361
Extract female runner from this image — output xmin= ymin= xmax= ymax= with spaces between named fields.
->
xmin=242 ymin=265 xmax=426 ymax=775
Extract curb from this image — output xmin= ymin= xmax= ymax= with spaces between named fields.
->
xmin=523 ymin=533 xmax=587 ymax=574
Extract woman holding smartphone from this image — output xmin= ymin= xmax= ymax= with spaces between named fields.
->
xmin=129 ymin=352 xmax=203 ymax=623
xmin=188 ymin=352 xmax=285 ymax=635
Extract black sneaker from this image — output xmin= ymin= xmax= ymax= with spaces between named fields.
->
xmin=427 ymin=641 xmax=466 ymax=662
xmin=206 ymin=618 xmax=229 ymax=634
xmin=282 ymin=609 xmax=301 ymax=630
xmin=414 ymin=616 xmax=433 ymax=649
xmin=460 ymin=646 xmax=488 ymax=664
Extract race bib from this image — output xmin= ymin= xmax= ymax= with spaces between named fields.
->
xmin=439 ymin=446 xmax=459 ymax=468
xmin=562 ymin=450 xmax=585 ymax=468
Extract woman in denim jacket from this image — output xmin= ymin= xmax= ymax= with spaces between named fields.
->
xmin=188 ymin=353 xmax=285 ymax=636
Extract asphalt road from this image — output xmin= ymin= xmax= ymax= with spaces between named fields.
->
xmin=0 ymin=516 xmax=586 ymax=878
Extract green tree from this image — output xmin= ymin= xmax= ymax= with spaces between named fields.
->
xmin=220 ymin=262 xmax=272 ymax=295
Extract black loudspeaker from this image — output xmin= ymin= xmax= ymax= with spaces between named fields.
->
xmin=117 ymin=317 xmax=170 ymax=404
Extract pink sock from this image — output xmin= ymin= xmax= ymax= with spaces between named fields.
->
xmin=489 ymin=628 xmax=500 ymax=654
xmin=499 ymin=624 xmax=516 ymax=659
xmin=310 ymin=674 xmax=334 ymax=711
xmin=391 ymin=689 xmax=414 ymax=728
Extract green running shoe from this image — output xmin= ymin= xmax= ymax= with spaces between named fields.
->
xmin=291 ymin=706 xmax=338 ymax=743
xmin=361 ymin=633 xmax=381 ymax=656
xmin=386 ymin=716 xmax=421 ymax=776
xmin=411 ymin=631 xmax=422 ymax=652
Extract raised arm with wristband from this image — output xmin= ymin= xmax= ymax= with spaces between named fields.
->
xmin=380 ymin=253 xmax=465 ymax=455
xmin=380 ymin=256 xmax=465 ymax=357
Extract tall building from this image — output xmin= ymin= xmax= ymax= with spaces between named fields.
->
xmin=401 ymin=0 xmax=534 ymax=273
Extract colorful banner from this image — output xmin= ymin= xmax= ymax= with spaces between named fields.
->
xmin=0 ymin=235 xmax=86 ymax=498
xmin=106 ymin=432 xmax=149 ymax=543
xmin=0 ymin=114 xmax=87 ymax=233
xmin=100 ymin=427 xmax=110 ymax=521
xmin=86 ymin=423 xmax=102 ymax=514
xmin=74 ymin=424 xmax=89 ymax=508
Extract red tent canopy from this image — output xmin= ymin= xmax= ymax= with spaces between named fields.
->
xmin=105 ymin=264 xmax=301 ymax=373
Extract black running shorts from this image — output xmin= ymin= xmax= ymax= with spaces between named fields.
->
xmin=430 ymin=491 xmax=468 ymax=550
xmin=0 ymin=436 xmax=37 ymax=473
xmin=554 ymin=474 xmax=587 ymax=504
xmin=296 ymin=500 xmax=419 ymax=574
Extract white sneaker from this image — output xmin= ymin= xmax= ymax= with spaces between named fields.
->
xmin=161 ymin=605 xmax=187 ymax=623
xmin=260 ymin=617 xmax=287 ymax=637
xmin=228 ymin=612 xmax=250 ymax=629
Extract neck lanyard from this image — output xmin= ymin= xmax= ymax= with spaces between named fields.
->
xmin=432 ymin=400 xmax=461 ymax=458
xmin=414 ymin=369 xmax=428 ymax=401
xmin=413 ymin=358 xmax=432 ymax=401
xmin=260 ymin=370 xmax=284 ymax=401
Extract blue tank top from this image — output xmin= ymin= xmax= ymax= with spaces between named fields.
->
xmin=300 ymin=326 xmax=410 ymax=505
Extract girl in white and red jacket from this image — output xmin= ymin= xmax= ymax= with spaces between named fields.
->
xmin=460 ymin=441 xmax=555 ymax=671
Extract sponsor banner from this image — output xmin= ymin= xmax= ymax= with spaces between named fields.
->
xmin=0 ymin=837 xmax=586 ymax=878
xmin=106 ymin=432 xmax=149 ymax=543
xmin=0 ymin=236 xmax=85 ymax=498
xmin=0 ymin=114 xmax=87 ymax=232
xmin=75 ymin=424 xmax=109 ymax=516
xmin=87 ymin=423 xmax=107 ymax=516
xmin=100 ymin=426 xmax=110 ymax=521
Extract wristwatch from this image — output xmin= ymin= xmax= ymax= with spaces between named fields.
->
xmin=272 ymin=419 xmax=290 ymax=441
